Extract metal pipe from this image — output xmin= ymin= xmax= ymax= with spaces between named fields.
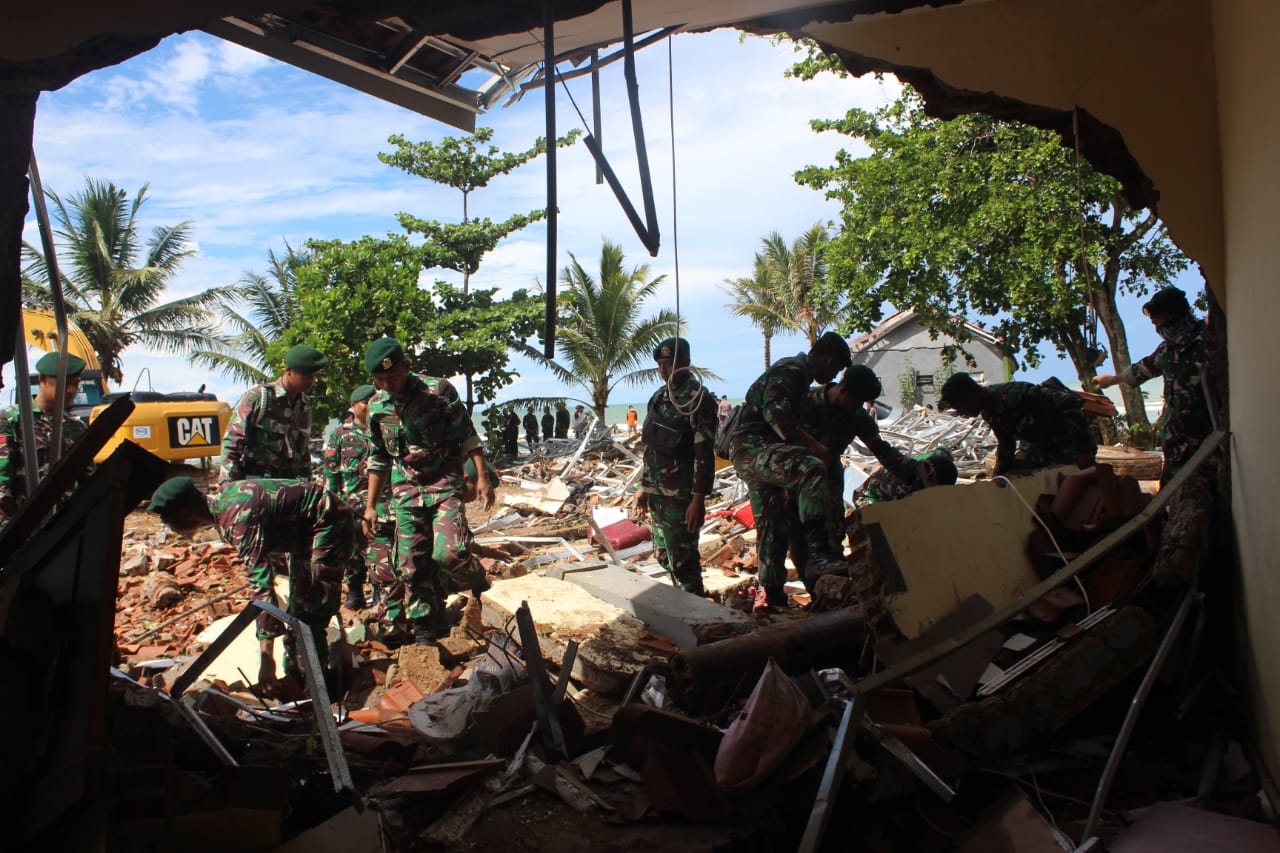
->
xmin=1081 ymin=586 xmax=1198 ymax=840
xmin=27 ymin=152 xmax=71 ymax=464
xmin=591 ymin=48 xmax=602 ymax=185
xmin=10 ymin=313 xmax=41 ymax=492
xmin=542 ymin=0 xmax=557 ymax=359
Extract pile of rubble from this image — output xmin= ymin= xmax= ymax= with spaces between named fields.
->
xmin=85 ymin=426 xmax=1277 ymax=851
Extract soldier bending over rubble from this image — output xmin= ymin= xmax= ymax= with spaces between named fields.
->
xmin=147 ymin=476 xmax=352 ymax=690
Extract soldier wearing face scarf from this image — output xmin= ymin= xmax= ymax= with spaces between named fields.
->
xmin=1096 ymin=287 xmax=1214 ymax=484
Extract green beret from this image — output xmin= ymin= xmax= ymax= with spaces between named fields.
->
xmin=463 ymin=455 xmax=499 ymax=487
xmin=939 ymin=372 xmax=981 ymax=405
xmin=653 ymin=337 xmax=690 ymax=362
xmin=350 ymin=384 xmax=376 ymax=403
xmin=284 ymin=344 xmax=329 ymax=374
xmin=813 ymin=331 xmax=853 ymax=369
xmin=1143 ymin=287 xmax=1190 ymax=319
xmin=34 ymin=351 xmax=87 ymax=376
xmin=365 ymin=337 xmax=405 ymax=373
xmin=147 ymin=476 xmax=199 ymax=513
xmin=918 ymin=448 xmax=958 ymax=487
xmin=840 ymin=364 xmax=883 ymax=402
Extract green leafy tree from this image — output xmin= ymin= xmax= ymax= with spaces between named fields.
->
xmin=516 ymin=240 xmax=683 ymax=420
xmin=795 ymin=88 xmax=1188 ymax=442
xmin=21 ymin=178 xmax=224 ymax=384
xmin=380 ymin=126 xmax=580 ymax=410
xmin=188 ymin=245 xmax=305 ymax=385
xmin=280 ymin=235 xmax=544 ymax=425
xmin=723 ymin=251 xmax=792 ymax=369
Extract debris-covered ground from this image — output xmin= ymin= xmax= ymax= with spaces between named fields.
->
xmin=41 ymin=416 xmax=1277 ymax=850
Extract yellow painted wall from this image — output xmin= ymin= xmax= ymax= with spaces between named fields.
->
xmin=1212 ymin=0 xmax=1280 ymax=785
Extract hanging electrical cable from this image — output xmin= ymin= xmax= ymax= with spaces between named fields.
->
xmin=1072 ymin=107 xmax=1104 ymax=368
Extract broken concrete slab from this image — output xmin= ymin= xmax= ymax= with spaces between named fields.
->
xmin=502 ymin=475 xmax=571 ymax=516
xmin=861 ymin=466 xmax=1072 ymax=638
xmin=555 ymin=563 xmax=751 ymax=649
xmin=481 ymin=574 xmax=664 ymax=694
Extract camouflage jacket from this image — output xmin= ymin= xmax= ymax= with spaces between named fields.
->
xmin=0 ymin=405 xmax=89 ymax=530
xmin=323 ymin=418 xmax=390 ymax=515
xmin=219 ymin=377 xmax=312 ymax=483
xmin=555 ymin=408 xmax=571 ymax=437
xmin=211 ymin=478 xmax=349 ymax=571
xmin=980 ymin=381 xmax=1092 ymax=472
xmin=857 ymin=449 xmax=954 ymax=504
xmin=541 ymin=413 xmax=554 ymax=438
xmin=800 ymin=386 xmax=916 ymax=483
xmin=639 ymin=376 xmax=718 ymax=499
xmin=522 ymin=413 xmax=539 ymax=439
xmin=1120 ymin=316 xmax=1212 ymax=455
xmin=735 ymin=353 xmax=814 ymax=444
xmin=367 ymin=373 xmax=482 ymax=507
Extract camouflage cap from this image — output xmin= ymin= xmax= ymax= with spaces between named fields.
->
xmin=365 ymin=337 xmax=405 ymax=373
xmin=147 ymin=476 xmax=199 ymax=513
xmin=34 ymin=351 xmax=86 ymax=376
xmin=939 ymin=372 xmax=981 ymax=406
xmin=284 ymin=344 xmax=329 ymax=374
xmin=812 ymin=331 xmax=853 ymax=369
xmin=350 ymin=384 xmax=376 ymax=403
xmin=840 ymin=364 xmax=883 ymax=402
xmin=653 ymin=337 xmax=690 ymax=362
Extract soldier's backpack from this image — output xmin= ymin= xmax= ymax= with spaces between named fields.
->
xmin=714 ymin=403 xmax=745 ymax=460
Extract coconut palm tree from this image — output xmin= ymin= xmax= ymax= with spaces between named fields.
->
xmin=761 ymin=224 xmax=844 ymax=346
xmin=21 ymin=178 xmax=225 ymax=385
xmin=517 ymin=240 xmax=681 ymax=420
xmin=723 ymin=251 xmax=793 ymax=369
xmin=187 ymin=245 xmax=306 ymax=385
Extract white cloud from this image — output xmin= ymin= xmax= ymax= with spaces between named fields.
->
xmin=25 ymin=28 xmax=914 ymax=405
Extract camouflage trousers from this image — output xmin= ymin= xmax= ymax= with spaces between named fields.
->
xmin=242 ymin=511 xmax=351 ymax=677
xmin=1160 ymin=433 xmax=1200 ymax=486
xmin=649 ymin=492 xmax=704 ymax=595
xmin=389 ymin=492 xmax=485 ymax=623
xmin=343 ymin=497 xmax=396 ymax=594
xmin=732 ymin=435 xmax=830 ymax=599
xmin=783 ymin=464 xmax=846 ymax=589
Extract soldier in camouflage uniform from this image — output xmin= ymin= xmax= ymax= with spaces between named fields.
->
xmin=323 ymin=384 xmax=397 ymax=611
xmin=730 ymin=332 xmax=853 ymax=608
xmin=787 ymin=366 xmax=921 ymax=563
xmin=940 ymin=372 xmax=1096 ymax=478
xmin=632 ymin=337 xmax=718 ymax=595
xmin=148 ymin=476 xmax=352 ymax=687
xmin=1096 ymin=287 xmax=1213 ymax=484
xmin=855 ymin=448 xmax=958 ymax=504
xmin=362 ymin=337 xmax=495 ymax=645
xmin=0 ymin=352 xmax=90 ymax=532
xmin=554 ymin=402 xmax=571 ymax=439
xmin=220 ymin=344 xmax=328 ymax=483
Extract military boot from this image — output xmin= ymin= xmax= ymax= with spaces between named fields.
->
xmin=343 ymin=584 xmax=367 ymax=610
xmin=412 ymin=617 xmax=437 ymax=646
xmin=804 ymin=521 xmax=848 ymax=579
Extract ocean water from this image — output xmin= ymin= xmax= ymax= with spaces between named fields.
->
xmin=471 ymin=395 xmax=742 ymax=436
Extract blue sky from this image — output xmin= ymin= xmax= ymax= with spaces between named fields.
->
xmin=14 ymin=27 xmax=1201 ymax=407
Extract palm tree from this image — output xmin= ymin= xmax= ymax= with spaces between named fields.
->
xmin=21 ymin=178 xmax=225 ymax=385
xmin=518 ymin=240 xmax=680 ymax=419
xmin=761 ymin=224 xmax=843 ymax=346
xmin=188 ymin=246 xmax=305 ymax=385
xmin=723 ymin=251 xmax=793 ymax=369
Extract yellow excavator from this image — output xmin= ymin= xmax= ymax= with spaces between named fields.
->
xmin=19 ymin=309 xmax=231 ymax=464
